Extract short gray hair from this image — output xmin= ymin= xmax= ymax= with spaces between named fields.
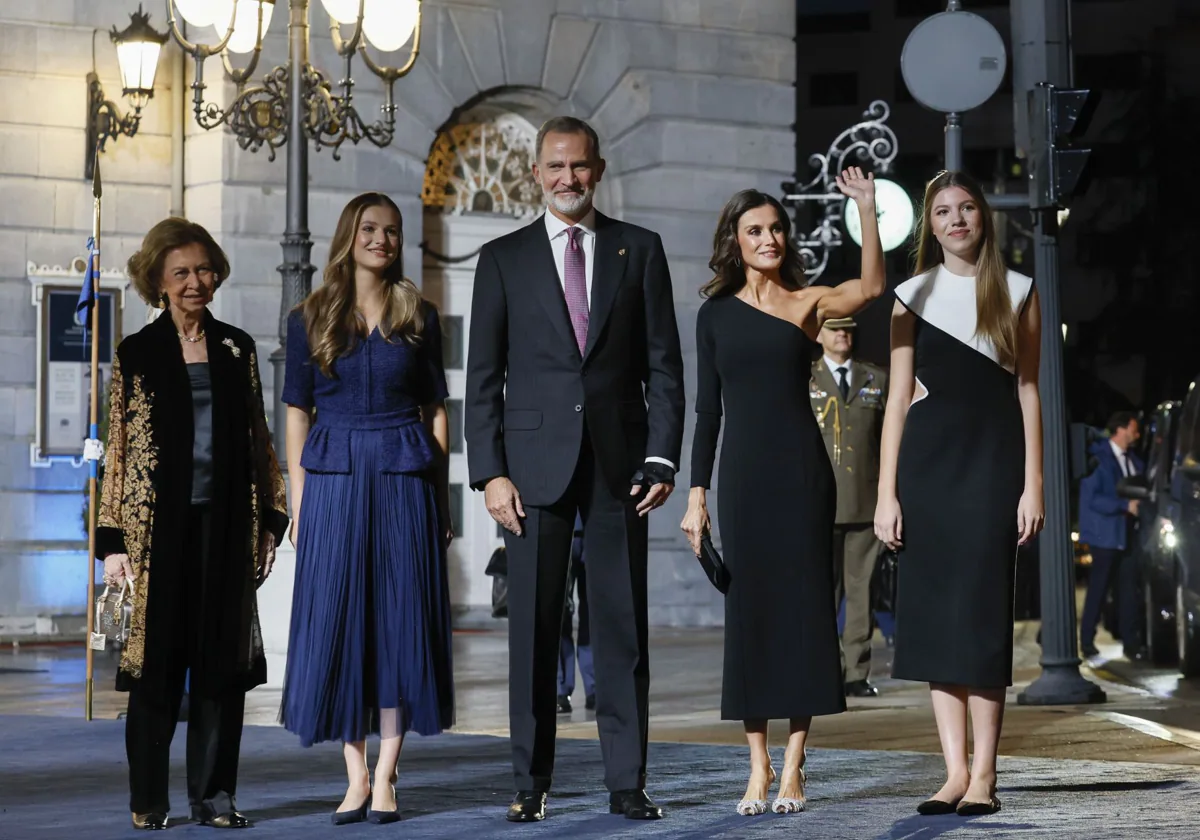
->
xmin=535 ymin=116 xmax=601 ymax=160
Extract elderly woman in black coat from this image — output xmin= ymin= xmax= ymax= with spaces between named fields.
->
xmin=98 ymin=217 xmax=288 ymax=831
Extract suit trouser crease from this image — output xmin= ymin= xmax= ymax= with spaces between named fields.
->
xmin=558 ymin=548 xmax=595 ymax=697
xmin=833 ymin=524 xmax=879 ymax=683
xmin=505 ymin=439 xmax=649 ymax=793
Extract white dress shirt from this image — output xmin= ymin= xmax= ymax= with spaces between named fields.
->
xmin=824 ymin=356 xmax=853 ymax=394
xmin=543 ymin=209 xmax=675 ymax=474
xmin=544 ymin=208 xmax=596 ymax=305
xmin=1110 ymin=440 xmax=1135 ymax=477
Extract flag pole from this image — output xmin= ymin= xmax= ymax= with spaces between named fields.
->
xmin=84 ymin=149 xmax=102 ymax=721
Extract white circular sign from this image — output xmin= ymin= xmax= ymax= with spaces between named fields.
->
xmin=844 ymin=179 xmax=915 ymax=253
xmin=900 ymin=11 xmax=1007 ymax=113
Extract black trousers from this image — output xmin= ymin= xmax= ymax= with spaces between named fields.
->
xmin=125 ymin=504 xmax=246 ymax=818
xmin=1080 ymin=545 xmax=1140 ymax=651
xmin=126 ymin=675 xmax=246 ymax=817
xmin=504 ymin=436 xmax=649 ymax=793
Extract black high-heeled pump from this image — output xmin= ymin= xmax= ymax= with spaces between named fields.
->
xmin=368 ymin=785 xmax=401 ymax=824
xmin=332 ymin=790 xmax=371 ymax=826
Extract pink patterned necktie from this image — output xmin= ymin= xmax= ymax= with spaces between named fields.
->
xmin=563 ymin=226 xmax=589 ymax=353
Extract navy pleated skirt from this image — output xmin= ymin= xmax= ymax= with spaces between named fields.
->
xmin=280 ymin=427 xmax=454 ymax=746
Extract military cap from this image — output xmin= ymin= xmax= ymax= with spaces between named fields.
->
xmin=822 ymin=317 xmax=857 ymax=330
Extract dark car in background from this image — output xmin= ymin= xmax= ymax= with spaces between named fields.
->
xmin=1134 ymin=382 xmax=1200 ymax=677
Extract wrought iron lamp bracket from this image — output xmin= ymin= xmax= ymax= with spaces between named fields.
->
xmin=306 ymin=3 xmax=424 ymax=159
xmin=783 ymin=100 xmax=898 ymax=281
xmin=86 ymin=71 xmax=144 ymax=159
xmin=168 ymin=0 xmax=286 ymax=156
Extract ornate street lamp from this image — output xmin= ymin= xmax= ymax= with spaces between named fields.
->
xmin=781 ymin=101 xmax=908 ymax=283
xmin=165 ymin=0 xmax=423 ymax=457
xmin=85 ymin=5 xmax=168 ymax=179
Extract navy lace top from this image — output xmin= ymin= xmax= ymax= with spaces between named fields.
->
xmin=282 ymin=305 xmax=450 ymax=475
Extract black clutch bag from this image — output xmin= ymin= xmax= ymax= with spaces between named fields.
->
xmin=698 ymin=534 xmax=731 ymax=594
xmin=870 ymin=548 xmax=899 ymax=614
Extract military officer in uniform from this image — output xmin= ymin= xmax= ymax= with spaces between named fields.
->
xmin=810 ymin=316 xmax=888 ymax=697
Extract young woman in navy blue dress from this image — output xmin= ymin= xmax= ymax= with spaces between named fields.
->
xmin=280 ymin=192 xmax=455 ymax=824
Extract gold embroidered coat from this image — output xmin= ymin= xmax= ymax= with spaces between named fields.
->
xmin=97 ymin=311 xmax=289 ymax=693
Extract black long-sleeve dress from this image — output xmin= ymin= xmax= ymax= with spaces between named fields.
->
xmin=690 ymin=295 xmax=846 ymax=720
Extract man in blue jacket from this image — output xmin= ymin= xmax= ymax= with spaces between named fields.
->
xmin=1078 ymin=411 xmax=1144 ymax=659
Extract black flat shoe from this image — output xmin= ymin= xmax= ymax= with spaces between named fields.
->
xmin=506 ymin=790 xmax=547 ymax=822
xmin=332 ymin=791 xmax=371 ymax=826
xmin=131 ymin=813 xmax=168 ymax=830
xmin=845 ymin=680 xmax=879 ymax=697
xmin=957 ymin=796 xmax=1001 ymax=816
xmin=556 ymin=694 xmax=572 ymax=714
xmin=202 ymin=811 xmax=252 ymax=829
xmin=916 ymin=798 xmax=960 ymax=815
xmin=609 ymin=789 xmax=663 ymax=820
xmin=585 ymin=693 xmax=596 ymax=711
xmin=368 ymin=785 xmax=401 ymax=824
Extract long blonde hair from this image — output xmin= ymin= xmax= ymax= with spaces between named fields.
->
xmin=913 ymin=170 xmax=1017 ymax=369
xmin=299 ymin=192 xmax=425 ymax=377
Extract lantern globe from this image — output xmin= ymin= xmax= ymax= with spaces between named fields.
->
xmin=212 ymin=0 xmax=275 ymax=54
xmin=174 ymin=0 xmax=222 ymax=28
xmin=321 ymin=0 xmax=363 ymax=25
xmin=363 ymin=0 xmax=419 ymax=53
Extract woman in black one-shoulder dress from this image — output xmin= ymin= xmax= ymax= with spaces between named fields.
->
xmin=875 ymin=170 xmax=1044 ymax=817
xmin=681 ymin=170 xmax=885 ymax=817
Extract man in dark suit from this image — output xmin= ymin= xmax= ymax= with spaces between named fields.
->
xmin=465 ymin=116 xmax=685 ymax=823
xmin=1079 ymin=411 xmax=1144 ymax=659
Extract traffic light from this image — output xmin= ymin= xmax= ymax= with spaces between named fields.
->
xmin=1027 ymin=83 xmax=1099 ymax=209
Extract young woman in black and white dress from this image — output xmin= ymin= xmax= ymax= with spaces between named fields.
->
xmin=874 ymin=170 xmax=1045 ymax=816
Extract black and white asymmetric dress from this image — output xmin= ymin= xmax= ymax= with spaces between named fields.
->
xmin=892 ymin=264 xmax=1034 ymax=689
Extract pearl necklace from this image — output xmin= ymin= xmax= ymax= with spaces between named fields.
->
xmin=179 ymin=330 xmax=206 ymax=343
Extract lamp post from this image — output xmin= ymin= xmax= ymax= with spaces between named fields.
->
xmin=781 ymin=100 xmax=907 ymax=283
xmin=164 ymin=0 xmax=423 ymax=458
xmin=85 ymin=5 xmax=169 ymax=179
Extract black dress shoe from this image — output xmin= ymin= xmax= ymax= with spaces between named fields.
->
xmin=585 ymin=693 xmax=596 ymax=711
xmin=1081 ymin=644 xmax=1100 ymax=658
xmin=608 ymin=789 xmax=663 ymax=820
xmin=557 ymin=694 xmax=572 ymax=714
xmin=202 ymin=811 xmax=252 ymax=829
xmin=367 ymin=784 xmax=401 ymax=824
xmin=845 ymin=680 xmax=879 ymax=698
xmin=506 ymin=791 xmax=547 ymax=822
xmin=131 ymin=813 xmax=168 ymax=830
xmin=1124 ymin=646 xmax=1149 ymax=662
xmin=956 ymin=796 xmax=1001 ymax=816
xmin=332 ymin=793 xmax=371 ymax=826
xmin=916 ymin=798 xmax=959 ymax=815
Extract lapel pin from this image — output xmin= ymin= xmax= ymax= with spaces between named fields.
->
xmin=618 ymin=248 xmax=626 ymax=256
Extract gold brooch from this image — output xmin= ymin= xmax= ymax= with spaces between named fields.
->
xmin=222 ymin=337 xmax=241 ymax=358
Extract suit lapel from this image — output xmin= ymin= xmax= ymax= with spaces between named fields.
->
xmin=526 ymin=218 xmax=580 ymax=360
xmin=583 ymin=212 xmax=626 ymax=361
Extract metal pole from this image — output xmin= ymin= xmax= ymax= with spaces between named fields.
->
xmin=272 ymin=0 xmax=316 ymax=464
xmin=944 ymin=112 xmax=963 ymax=171
xmin=1015 ymin=0 xmax=1104 ymax=705
xmin=85 ymin=151 xmax=102 ymax=721
xmin=1017 ymin=210 xmax=1105 ymax=705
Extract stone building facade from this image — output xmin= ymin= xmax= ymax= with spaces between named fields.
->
xmin=0 ymin=0 xmax=795 ymax=635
